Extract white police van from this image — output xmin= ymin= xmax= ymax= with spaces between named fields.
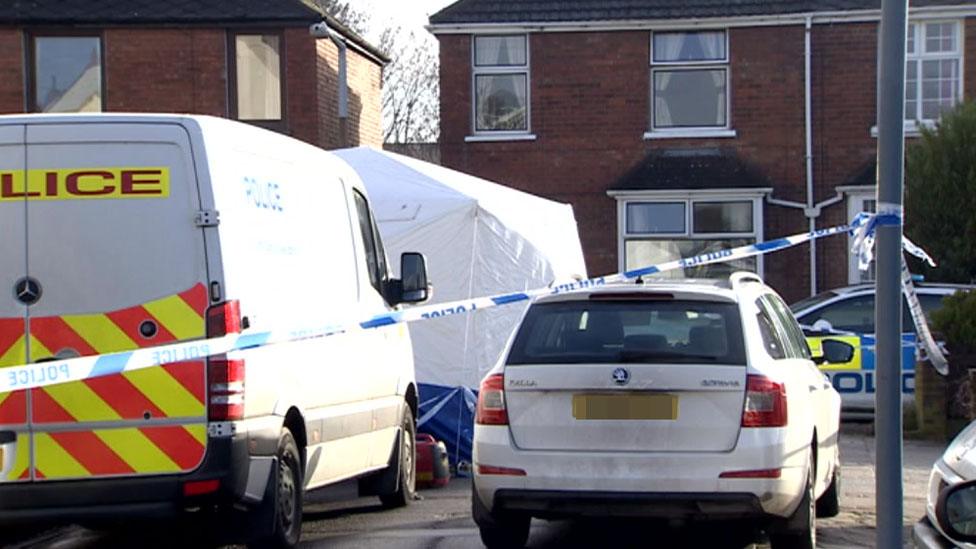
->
xmin=0 ymin=114 xmax=428 ymax=547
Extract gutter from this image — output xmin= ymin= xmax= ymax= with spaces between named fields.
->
xmin=427 ymin=5 xmax=976 ymax=35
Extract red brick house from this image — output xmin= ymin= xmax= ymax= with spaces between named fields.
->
xmin=0 ymin=0 xmax=387 ymax=150
xmin=430 ymin=0 xmax=976 ymax=302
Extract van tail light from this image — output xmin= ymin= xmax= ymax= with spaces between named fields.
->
xmin=207 ymin=301 xmax=244 ymax=421
xmin=476 ymin=374 xmax=508 ymax=425
xmin=207 ymin=300 xmax=241 ymax=337
xmin=741 ymin=375 xmax=787 ymax=428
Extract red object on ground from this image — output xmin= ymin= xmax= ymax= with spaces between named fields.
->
xmin=416 ymin=433 xmax=450 ymax=488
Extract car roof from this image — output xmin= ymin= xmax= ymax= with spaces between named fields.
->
xmin=535 ymin=278 xmax=750 ymax=305
xmin=831 ymin=282 xmax=974 ymax=295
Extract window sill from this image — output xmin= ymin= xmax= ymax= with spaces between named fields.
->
xmin=869 ymin=121 xmax=933 ymax=138
xmin=643 ymin=129 xmax=737 ymax=140
xmin=465 ymin=133 xmax=537 ymax=143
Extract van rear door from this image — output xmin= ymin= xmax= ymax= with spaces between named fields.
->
xmin=23 ymin=122 xmax=210 ymax=481
xmin=0 ymin=124 xmax=30 ymax=483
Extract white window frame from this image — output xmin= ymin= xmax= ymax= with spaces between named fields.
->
xmin=611 ymin=189 xmax=767 ymax=276
xmin=646 ymin=30 xmax=734 ymax=140
xmin=870 ymin=19 xmax=965 ymax=137
xmin=845 ymin=188 xmax=878 ymax=284
xmin=468 ymin=34 xmax=535 ymax=141
xmin=906 ymin=20 xmax=964 ymax=124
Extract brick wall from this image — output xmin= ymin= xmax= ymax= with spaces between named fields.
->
xmin=315 ymin=37 xmax=384 ymax=149
xmin=104 ymin=29 xmax=226 ymax=116
xmin=0 ymin=30 xmax=23 ymax=113
xmin=438 ymin=17 xmax=975 ymax=303
xmin=439 ymin=27 xmax=815 ymax=301
xmin=0 ymin=26 xmax=383 ymax=152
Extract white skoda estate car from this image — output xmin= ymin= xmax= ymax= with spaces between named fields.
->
xmin=472 ymin=273 xmax=847 ymax=549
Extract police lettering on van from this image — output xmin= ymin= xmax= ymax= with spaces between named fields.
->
xmin=0 ymin=167 xmax=169 ymax=200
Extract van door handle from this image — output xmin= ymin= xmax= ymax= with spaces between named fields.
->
xmin=808 ymin=385 xmax=818 ymax=392
xmin=0 ymin=431 xmax=14 ymax=444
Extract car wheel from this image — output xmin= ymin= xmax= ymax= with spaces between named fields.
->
xmin=379 ymin=405 xmax=417 ymax=508
xmin=816 ymin=454 xmax=841 ymax=518
xmin=472 ymin=484 xmax=530 ymax=548
xmin=249 ymin=428 xmax=303 ymax=549
xmin=770 ymin=446 xmax=816 ymax=549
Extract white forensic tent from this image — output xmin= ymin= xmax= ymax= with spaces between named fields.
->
xmin=335 ymin=147 xmax=587 ymax=463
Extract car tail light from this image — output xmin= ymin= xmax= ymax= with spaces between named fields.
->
xmin=741 ymin=375 xmax=787 ymax=428
xmin=477 ymin=464 xmax=527 ymax=476
xmin=719 ymin=468 xmax=782 ymax=479
xmin=207 ymin=301 xmax=244 ymax=421
xmin=476 ymin=374 xmax=508 ymax=425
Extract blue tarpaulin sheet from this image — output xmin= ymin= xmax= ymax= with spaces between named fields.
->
xmin=417 ymin=383 xmax=477 ymax=473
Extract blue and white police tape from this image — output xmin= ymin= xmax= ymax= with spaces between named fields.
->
xmin=0 ymin=211 xmax=941 ymax=394
xmin=847 ymin=204 xmax=948 ymax=375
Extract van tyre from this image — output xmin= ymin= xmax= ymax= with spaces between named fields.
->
xmin=472 ymin=484 xmax=530 ymax=548
xmin=770 ymin=446 xmax=816 ymax=549
xmin=378 ymin=405 xmax=417 ymax=508
xmin=250 ymin=429 xmax=303 ymax=549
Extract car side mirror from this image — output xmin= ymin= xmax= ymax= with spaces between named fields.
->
xmin=398 ymin=252 xmax=429 ymax=304
xmin=813 ymin=339 xmax=855 ymax=365
xmin=936 ymin=479 xmax=976 ymax=542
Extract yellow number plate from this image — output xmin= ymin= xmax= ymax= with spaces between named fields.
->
xmin=572 ymin=393 xmax=677 ymax=420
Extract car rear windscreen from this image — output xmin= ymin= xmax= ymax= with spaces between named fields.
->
xmin=506 ymin=300 xmax=746 ymax=365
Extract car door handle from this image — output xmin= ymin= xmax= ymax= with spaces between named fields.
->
xmin=809 ymin=385 xmax=818 ymax=392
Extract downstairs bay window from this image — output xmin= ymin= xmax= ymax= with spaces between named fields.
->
xmin=615 ymin=194 xmax=764 ymax=279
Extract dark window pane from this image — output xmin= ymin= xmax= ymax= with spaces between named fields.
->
xmin=475 ymin=74 xmax=527 ymax=131
xmin=693 ymin=201 xmax=753 ymax=233
xmin=653 ymin=31 xmax=726 ymax=63
xmin=798 ymin=295 xmax=875 ymax=333
xmin=626 ymin=202 xmax=685 ymax=234
xmin=354 ymin=191 xmax=381 ymax=292
xmin=653 ymin=69 xmax=727 ymax=128
xmin=34 ymin=37 xmax=102 ymax=112
xmin=474 ymin=35 xmax=527 ymax=66
xmin=625 ymin=239 xmax=757 ymax=278
xmin=507 ymin=300 xmax=746 ymax=365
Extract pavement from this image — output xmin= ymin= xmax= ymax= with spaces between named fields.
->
xmin=817 ymin=422 xmax=946 ymax=548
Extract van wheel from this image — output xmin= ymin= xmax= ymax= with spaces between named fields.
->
xmin=249 ymin=429 xmax=303 ymax=549
xmin=770 ymin=447 xmax=816 ymax=549
xmin=379 ymin=405 xmax=417 ymax=508
xmin=472 ymin=484 xmax=530 ymax=548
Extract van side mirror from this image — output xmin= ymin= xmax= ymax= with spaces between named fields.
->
xmin=812 ymin=339 xmax=855 ymax=365
xmin=936 ymin=480 xmax=976 ymax=542
xmin=398 ymin=252 xmax=429 ymax=304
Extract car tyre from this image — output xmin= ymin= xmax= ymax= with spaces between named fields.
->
xmin=472 ymin=484 xmax=530 ymax=548
xmin=770 ymin=447 xmax=816 ymax=549
xmin=816 ymin=456 xmax=841 ymax=518
xmin=378 ymin=405 xmax=417 ymax=508
xmin=249 ymin=428 xmax=303 ymax=549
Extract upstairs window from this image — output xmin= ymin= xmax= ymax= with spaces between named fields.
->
xmin=472 ymin=35 xmax=529 ymax=134
xmin=650 ymin=30 xmax=729 ymax=130
xmin=231 ymin=33 xmax=283 ymax=125
xmin=30 ymin=35 xmax=103 ymax=112
xmin=905 ymin=21 xmax=962 ymax=123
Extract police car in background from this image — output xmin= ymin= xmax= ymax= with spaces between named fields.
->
xmin=790 ymin=282 xmax=972 ymax=415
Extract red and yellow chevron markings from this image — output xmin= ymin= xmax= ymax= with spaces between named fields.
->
xmin=0 ymin=284 xmax=210 ymax=481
